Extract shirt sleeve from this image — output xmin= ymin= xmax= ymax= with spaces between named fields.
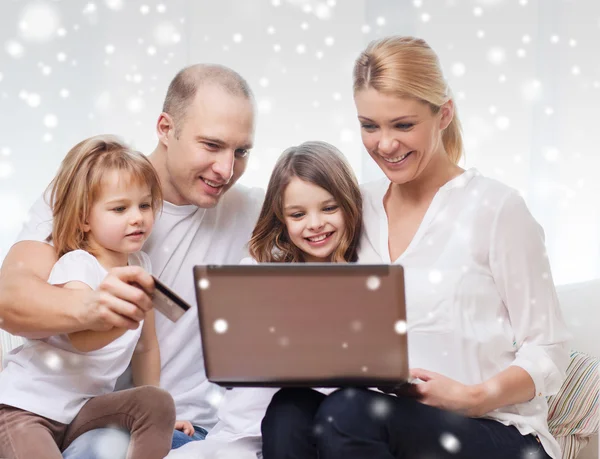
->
xmin=15 ymin=194 xmax=53 ymax=245
xmin=47 ymin=250 xmax=105 ymax=291
xmin=489 ymin=191 xmax=572 ymax=398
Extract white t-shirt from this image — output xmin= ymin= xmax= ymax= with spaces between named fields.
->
xmin=359 ymin=168 xmax=571 ymax=459
xmin=0 ymin=249 xmax=149 ymax=424
xmin=14 ymin=184 xmax=265 ymax=428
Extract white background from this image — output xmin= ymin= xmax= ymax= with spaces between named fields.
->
xmin=1 ymin=0 xmax=599 ymax=286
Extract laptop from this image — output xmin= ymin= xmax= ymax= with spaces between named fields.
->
xmin=193 ymin=264 xmax=408 ymax=387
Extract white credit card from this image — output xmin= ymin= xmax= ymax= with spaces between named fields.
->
xmin=151 ymin=275 xmax=191 ymax=322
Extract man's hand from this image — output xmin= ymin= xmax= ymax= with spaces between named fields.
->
xmin=175 ymin=420 xmax=195 ymax=437
xmin=79 ymin=266 xmax=155 ymax=331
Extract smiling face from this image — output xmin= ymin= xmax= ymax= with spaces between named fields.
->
xmin=84 ymin=169 xmax=155 ymax=268
xmin=354 ymin=87 xmax=453 ymax=185
xmin=158 ymin=84 xmax=255 ymax=207
xmin=282 ymin=176 xmax=347 ymax=263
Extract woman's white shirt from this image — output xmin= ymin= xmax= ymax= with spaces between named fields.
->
xmin=359 ymin=168 xmax=571 ymax=459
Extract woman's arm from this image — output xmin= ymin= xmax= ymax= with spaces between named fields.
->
xmin=405 ymin=366 xmax=535 ymax=417
xmin=489 ymin=191 xmax=571 ymax=399
xmin=131 ymin=309 xmax=160 ymax=387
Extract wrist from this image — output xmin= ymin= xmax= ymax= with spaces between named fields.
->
xmin=468 ymin=383 xmax=490 ymax=416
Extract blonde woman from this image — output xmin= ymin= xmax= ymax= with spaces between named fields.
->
xmin=0 ymin=136 xmax=177 ymax=459
xmin=261 ymin=37 xmax=571 ymax=459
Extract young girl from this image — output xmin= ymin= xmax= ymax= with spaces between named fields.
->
xmin=182 ymin=141 xmax=363 ymax=457
xmin=0 ymin=135 xmax=176 ymax=459
xmin=250 ymin=140 xmax=362 ymax=263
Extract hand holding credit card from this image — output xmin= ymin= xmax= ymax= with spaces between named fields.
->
xmin=147 ymin=276 xmax=191 ymax=322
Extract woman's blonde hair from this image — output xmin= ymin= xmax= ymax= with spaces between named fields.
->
xmin=46 ymin=135 xmax=162 ymax=258
xmin=353 ymin=36 xmax=463 ymax=164
xmin=249 ymin=141 xmax=362 ymax=263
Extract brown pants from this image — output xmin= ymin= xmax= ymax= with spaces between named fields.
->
xmin=0 ymin=386 xmax=175 ymax=459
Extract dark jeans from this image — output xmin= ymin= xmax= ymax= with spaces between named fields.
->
xmin=261 ymin=388 xmax=551 ymax=459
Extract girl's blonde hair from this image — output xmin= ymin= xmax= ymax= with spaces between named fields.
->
xmin=249 ymin=141 xmax=362 ymax=263
xmin=46 ymin=135 xmax=162 ymax=258
xmin=353 ymin=36 xmax=463 ymax=164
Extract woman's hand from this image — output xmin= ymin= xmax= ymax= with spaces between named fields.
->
xmin=395 ymin=368 xmax=486 ymax=417
xmin=175 ymin=420 xmax=195 ymax=437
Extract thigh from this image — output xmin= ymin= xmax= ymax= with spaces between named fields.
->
xmin=316 ymin=389 xmax=548 ymax=459
xmin=63 ymin=386 xmax=173 ymax=449
xmin=0 ymin=405 xmax=64 ymax=459
xmin=62 ymin=428 xmax=129 ymax=459
xmin=261 ymin=388 xmax=326 ymax=459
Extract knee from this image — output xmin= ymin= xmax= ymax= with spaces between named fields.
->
xmin=262 ymin=388 xmax=318 ymax=436
xmin=315 ymin=389 xmax=394 ymax=437
xmin=129 ymin=386 xmax=176 ymax=427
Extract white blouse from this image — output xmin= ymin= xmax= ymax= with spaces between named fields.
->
xmin=358 ymin=168 xmax=571 ymax=459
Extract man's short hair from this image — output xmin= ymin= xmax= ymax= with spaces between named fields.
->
xmin=162 ymin=64 xmax=254 ymax=136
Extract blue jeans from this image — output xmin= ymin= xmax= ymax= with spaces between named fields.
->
xmin=171 ymin=425 xmax=208 ymax=449
xmin=62 ymin=426 xmax=207 ymax=458
xmin=262 ymin=388 xmax=552 ymax=459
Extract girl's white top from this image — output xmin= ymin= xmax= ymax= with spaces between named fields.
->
xmin=0 ymin=250 xmax=150 ymax=423
xmin=359 ymin=168 xmax=571 ymax=459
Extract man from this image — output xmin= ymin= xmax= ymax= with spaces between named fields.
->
xmin=0 ymin=64 xmax=264 ymax=457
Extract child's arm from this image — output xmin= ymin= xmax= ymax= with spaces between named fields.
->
xmin=131 ymin=309 xmax=161 ymax=387
xmin=130 ymin=300 xmax=194 ymax=436
xmin=64 ymin=281 xmax=128 ymax=351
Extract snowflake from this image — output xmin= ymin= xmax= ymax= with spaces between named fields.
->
xmin=428 ymin=270 xmax=442 ymax=284
xmin=213 ymin=319 xmax=228 ymax=334
xmin=91 ymin=427 xmax=130 ymax=459
xmin=366 ymin=275 xmax=381 ymax=290
xmin=451 ymin=62 xmax=466 ymax=77
xmin=44 ymin=114 xmax=58 ymax=128
xmin=394 ymin=320 xmax=407 ymax=335
xmin=487 ymin=47 xmax=506 ymax=65
xmin=5 ymin=40 xmax=24 ymax=59
xmin=105 ymin=0 xmax=124 ymax=10
xmin=19 ymin=3 xmax=61 ymax=42
xmin=440 ymin=433 xmax=461 ymax=453
xmin=370 ymin=397 xmax=392 ymax=419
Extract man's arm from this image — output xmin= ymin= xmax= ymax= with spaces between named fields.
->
xmin=0 ymin=241 xmax=154 ymax=338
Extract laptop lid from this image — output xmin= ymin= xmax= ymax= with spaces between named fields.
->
xmin=193 ymin=264 xmax=408 ymax=387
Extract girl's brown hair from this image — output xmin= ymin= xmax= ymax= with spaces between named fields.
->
xmin=46 ymin=135 xmax=162 ymax=258
xmin=249 ymin=141 xmax=362 ymax=263
xmin=353 ymin=36 xmax=463 ymax=164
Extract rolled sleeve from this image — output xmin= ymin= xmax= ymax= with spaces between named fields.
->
xmin=489 ymin=191 xmax=571 ymax=397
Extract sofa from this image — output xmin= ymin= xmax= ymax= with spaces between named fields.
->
xmin=0 ymin=280 xmax=598 ymax=459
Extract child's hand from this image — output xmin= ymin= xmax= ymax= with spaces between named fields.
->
xmin=175 ymin=420 xmax=195 ymax=437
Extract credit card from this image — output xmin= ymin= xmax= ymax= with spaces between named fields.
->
xmin=150 ymin=275 xmax=191 ymax=322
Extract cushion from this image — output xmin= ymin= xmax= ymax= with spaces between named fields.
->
xmin=547 ymin=351 xmax=599 ymax=459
